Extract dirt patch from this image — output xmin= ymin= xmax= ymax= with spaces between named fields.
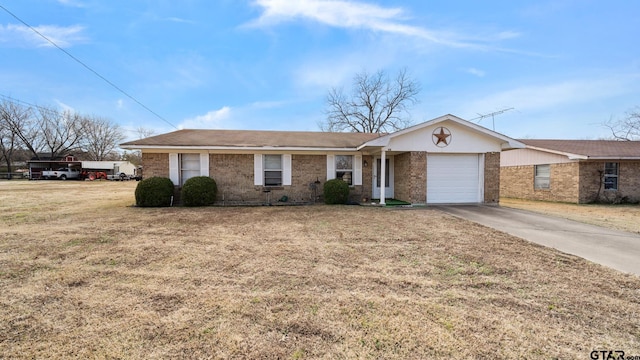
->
xmin=1 ymin=181 xmax=639 ymax=358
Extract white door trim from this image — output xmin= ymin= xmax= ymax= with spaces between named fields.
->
xmin=373 ymin=156 xmax=394 ymax=199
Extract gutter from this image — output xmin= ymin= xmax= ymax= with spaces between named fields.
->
xmin=525 ymin=145 xmax=588 ymax=160
xmin=119 ymin=145 xmax=362 ymax=152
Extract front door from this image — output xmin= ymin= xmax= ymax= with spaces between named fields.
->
xmin=373 ymin=157 xmax=394 ymax=199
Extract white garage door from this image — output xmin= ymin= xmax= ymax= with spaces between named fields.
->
xmin=427 ymin=154 xmax=482 ymax=204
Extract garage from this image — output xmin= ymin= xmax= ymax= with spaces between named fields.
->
xmin=427 ymin=154 xmax=483 ymax=204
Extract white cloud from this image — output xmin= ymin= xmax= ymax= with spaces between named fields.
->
xmin=465 ymin=68 xmax=486 ymax=77
xmin=178 ymin=107 xmax=232 ymax=129
xmin=164 ymin=17 xmax=196 ymax=25
xmin=57 ymin=0 xmax=86 ymax=7
xmin=250 ymin=0 xmax=404 ymax=27
xmin=0 ymin=24 xmax=87 ymax=48
xmin=54 ymin=99 xmax=76 ymax=113
xmin=494 ymin=30 xmax=521 ymax=41
xmin=247 ymin=0 xmax=487 ymax=49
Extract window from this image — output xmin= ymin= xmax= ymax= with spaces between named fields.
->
xmin=254 ymin=154 xmax=290 ymax=186
xmin=180 ymin=153 xmax=200 ymax=185
xmin=264 ymin=155 xmax=282 ymax=186
xmin=335 ymin=155 xmax=353 ymax=185
xmin=534 ymin=164 xmax=550 ymax=189
xmin=604 ymin=162 xmax=619 ymax=190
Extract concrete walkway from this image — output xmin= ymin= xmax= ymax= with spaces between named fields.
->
xmin=434 ymin=205 xmax=640 ymax=276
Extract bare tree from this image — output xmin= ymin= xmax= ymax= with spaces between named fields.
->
xmin=134 ymin=126 xmax=156 ymax=139
xmin=121 ymin=127 xmax=156 ymax=166
xmin=604 ymin=107 xmax=640 ymax=141
xmin=0 ymin=101 xmax=39 ymax=158
xmin=0 ymin=102 xmax=22 ymax=178
xmin=35 ymin=107 xmax=86 ymax=159
xmin=321 ymin=68 xmax=421 ymax=133
xmin=82 ymin=116 xmax=125 ymax=161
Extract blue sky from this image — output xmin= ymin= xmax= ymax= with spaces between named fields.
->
xmin=1 ymin=0 xmax=638 ymax=141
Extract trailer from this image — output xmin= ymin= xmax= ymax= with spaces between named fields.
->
xmin=29 ymin=157 xmax=140 ymax=181
xmin=81 ymin=161 xmax=140 ymax=181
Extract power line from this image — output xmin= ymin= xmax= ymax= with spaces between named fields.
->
xmin=0 ymin=4 xmax=178 ymax=130
xmin=0 ymin=94 xmax=149 ymax=137
xmin=0 ymin=93 xmax=64 ymax=117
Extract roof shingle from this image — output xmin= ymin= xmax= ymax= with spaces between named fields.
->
xmin=121 ymin=129 xmax=383 ymax=148
xmin=521 ymin=139 xmax=640 ymax=158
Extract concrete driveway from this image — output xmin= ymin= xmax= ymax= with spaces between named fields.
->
xmin=434 ymin=205 xmax=640 ymax=276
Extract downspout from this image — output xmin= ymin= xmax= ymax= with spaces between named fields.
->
xmin=380 ymin=149 xmax=386 ymax=206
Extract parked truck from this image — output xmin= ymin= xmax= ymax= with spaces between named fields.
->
xmin=32 ymin=161 xmax=140 ymax=181
xmin=41 ymin=167 xmax=81 ymax=180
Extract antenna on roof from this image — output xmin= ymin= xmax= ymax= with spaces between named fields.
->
xmin=471 ymin=107 xmax=514 ymax=131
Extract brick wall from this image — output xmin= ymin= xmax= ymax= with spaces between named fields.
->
xmin=146 ymin=150 xmax=552 ymax=205
xmin=141 ymin=153 xmax=169 ymax=179
xmin=579 ymin=161 xmax=640 ymax=203
xmin=361 ymin=155 xmax=373 ymax=202
xmin=500 ymin=162 xmax=580 ymax=203
xmin=210 ymin=154 xmax=330 ymax=205
xmin=620 ymin=161 xmax=640 ymax=203
xmin=409 ymin=152 xmax=427 ymax=204
xmin=142 ymin=152 xmax=374 ymax=205
xmin=484 ymin=152 xmax=500 ymax=204
xmin=394 ymin=152 xmax=410 ymax=202
xmin=394 ymin=152 xmax=427 ymax=204
xmin=210 ymin=154 xmax=260 ymax=204
xmin=291 ymin=155 xmax=328 ymax=203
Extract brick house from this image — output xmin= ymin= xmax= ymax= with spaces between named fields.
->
xmin=121 ymin=114 xmax=523 ymax=205
xmin=500 ymin=139 xmax=640 ymax=203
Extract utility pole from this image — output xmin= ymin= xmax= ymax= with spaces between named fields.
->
xmin=471 ymin=107 xmax=514 ymax=131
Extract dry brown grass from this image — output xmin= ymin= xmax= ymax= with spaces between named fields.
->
xmin=1 ymin=181 xmax=639 ymax=359
xmin=501 ymin=197 xmax=640 ymax=234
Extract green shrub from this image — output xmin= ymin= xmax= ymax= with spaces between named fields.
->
xmin=323 ymin=178 xmax=350 ymax=204
xmin=181 ymin=176 xmax=218 ymax=207
xmin=135 ymin=177 xmax=175 ymax=207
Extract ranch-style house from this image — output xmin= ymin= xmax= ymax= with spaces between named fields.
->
xmin=121 ymin=114 xmax=525 ymax=205
xmin=500 ymin=139 xmax=640 ymax=204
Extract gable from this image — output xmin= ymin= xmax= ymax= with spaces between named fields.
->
xmin=357 ymin=114 xmax=523 ymax=153
xmin=501 ymin=148 xmax=576 ymax=166
xmin=385 ymin=120 xmax=507 ymax=153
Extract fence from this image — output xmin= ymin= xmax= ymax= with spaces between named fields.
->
xmin=0 ymin=172 xmax=30 ymax=180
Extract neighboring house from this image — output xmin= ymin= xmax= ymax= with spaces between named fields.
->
xmin=120 ymin=114 xmax=524 ymax=205
xmin=501 ymin=139 xmax=640 ymax=204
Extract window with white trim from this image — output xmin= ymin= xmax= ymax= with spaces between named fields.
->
xmin=180 ymin=153 xmax=200 ymax=186
xmin=534 ymin=164 xmax=550 ymax=189
xmin=604 ymin=162 xmax=619 ymax=190
xmin=335 ymin=155 xmax=353 ymax=185
xmin=264 ymin=155 xmax=283 ymax=186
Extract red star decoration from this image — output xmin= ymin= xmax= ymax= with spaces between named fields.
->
xmin=433 ymin=127 xmax=450 ymax=146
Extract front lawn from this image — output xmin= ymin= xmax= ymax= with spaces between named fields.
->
xmin=1 ymin=181 xmax=639 ymax=358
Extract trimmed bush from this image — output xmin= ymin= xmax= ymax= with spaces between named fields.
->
xmin=181 ymin=176 xmax=218 ymax=207
xmin=135 ymin=177 xmax=175 ymax=207
xmin=323 ymin=178 xmax=350 ymax=204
